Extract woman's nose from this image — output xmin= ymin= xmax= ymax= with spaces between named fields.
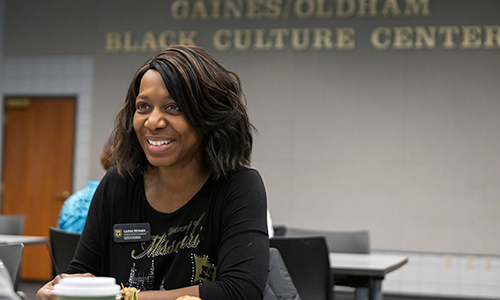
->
xmin=145 ymin=109 xmax=167 ymax=130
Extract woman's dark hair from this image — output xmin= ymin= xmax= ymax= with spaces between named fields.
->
xmin=109 ymin=45 xmax=254 ymax=180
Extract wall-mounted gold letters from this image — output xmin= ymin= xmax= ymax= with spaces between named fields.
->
xmin=103 ymin=0 xmax=500 ymax=53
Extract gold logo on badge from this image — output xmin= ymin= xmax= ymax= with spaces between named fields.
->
xmin=115 ymin=229 xmax=122 ymax=237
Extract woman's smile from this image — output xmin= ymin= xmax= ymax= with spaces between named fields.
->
xmin=148 ymin=139 xmax=172 ymax=146
xmin=146 ymin=138 xmax=174 ymax=152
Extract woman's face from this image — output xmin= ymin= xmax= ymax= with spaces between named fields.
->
xmin=133 ymin=69 xmax=204 ymax=170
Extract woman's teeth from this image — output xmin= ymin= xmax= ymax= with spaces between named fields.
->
xmin=148 ymin=140 xmax=172 ymax=146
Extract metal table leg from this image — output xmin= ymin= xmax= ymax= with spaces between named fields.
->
xmin=368 ymin=277 xmax=383 ymax=300
xmin=354 ymin=287 xmax=368 ymax=300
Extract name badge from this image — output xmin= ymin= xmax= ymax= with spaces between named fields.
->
xmin=113 ymin=223 xmax=151 ymax=243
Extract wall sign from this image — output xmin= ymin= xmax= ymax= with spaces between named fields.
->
xmin=103 ymin=0 xmax=500 ymax=53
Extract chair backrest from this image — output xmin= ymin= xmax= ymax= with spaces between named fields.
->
xmin=0 ymin=259 xmax=21 ymax=300
xmin=49 ymin=227 xmax=81 ymax=274
xmin=0 ymin=243 xmax=24 ymax=291
xmin=272 ymin=225 xmax=287 ymax=237
xmin=285 ymin=227 xmax=370 ymax=254
xmin=270 ymin=236 xmax=332 ymax=300
xmin=0 ymin=215 xmax=25 ymax=235
xmin=264 ymin=248 xmax=301 ymax=300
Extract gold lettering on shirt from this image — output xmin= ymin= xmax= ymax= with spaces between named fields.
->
xmin=131 ymin=212 xmax=206 ymax=259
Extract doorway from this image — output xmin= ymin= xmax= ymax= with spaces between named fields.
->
xmin=1 ymin=96 xmax=76 ymax=280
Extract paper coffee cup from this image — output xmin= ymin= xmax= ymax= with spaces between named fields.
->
xmin=53 ymin=277 xmax=121 ymax=300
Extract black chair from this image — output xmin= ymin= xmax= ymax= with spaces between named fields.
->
xmin=285 ymin=228 xmax=370 ymax=299
xmin=0 ymin=215 xmax=25 ymax=235
xmin=285 ymin=228 xmax=370 ymax=255
xmin=0 ymin=243 xmax=24 ymax=291
xmin=270 ymin=236 xmax=333 ymax=300
xmin=272 ymin=225 xmax=287 ymax=237
xmin=48 ymin=228 xmax=81 ymax=274
xmin=264 ymin=248 xmax=301 ymax=300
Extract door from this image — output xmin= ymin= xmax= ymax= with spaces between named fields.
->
xmin=1 ymin=96 xmax=76 ymax=280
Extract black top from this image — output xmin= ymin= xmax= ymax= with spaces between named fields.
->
xmin=68 ymin=166 xmax=269 ymax=300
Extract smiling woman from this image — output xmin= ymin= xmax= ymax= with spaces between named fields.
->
xmin=112 ymin=46 xmax=254 ymax=180
xmin=36 ymin=46 xmax=269 ymax=300
xmin=133 ymin=69 xmax=205 ymax=173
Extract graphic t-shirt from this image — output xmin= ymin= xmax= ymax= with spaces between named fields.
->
xmin=68 ymin=166 xmax=269 ymax=300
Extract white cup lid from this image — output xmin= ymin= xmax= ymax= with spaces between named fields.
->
xmin=53 ymin=277 xmax=121 ymax=297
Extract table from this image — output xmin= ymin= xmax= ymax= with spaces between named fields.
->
xmin=329 ymin=253 xmax=408 ymax=300
xmin=0 ymin=234 xmax=48 ymax=245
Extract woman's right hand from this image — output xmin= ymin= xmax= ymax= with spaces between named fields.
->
xmin=36 ymin=273 xmax=94 ymax=300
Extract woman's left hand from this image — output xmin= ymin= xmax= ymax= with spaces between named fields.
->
xmin=36 ymin=273 xmax=94 ymax=300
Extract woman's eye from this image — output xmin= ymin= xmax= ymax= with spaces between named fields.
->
xmin=136 ymin=102 xmax=150 ymax=112
xmin=166 ymin=104 xmax=181 ymax=114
